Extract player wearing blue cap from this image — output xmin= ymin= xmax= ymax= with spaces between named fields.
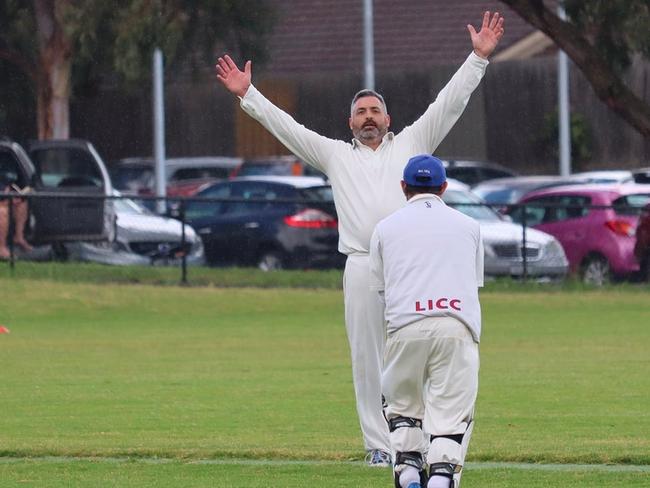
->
xmin=216 ymin=12 xmax=503 ymax=466
xmin=369 ymin=155 xmax=484 ymax=488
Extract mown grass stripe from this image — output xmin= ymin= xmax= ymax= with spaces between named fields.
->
xmin=1 ymin=457 xmax=649 ymax=472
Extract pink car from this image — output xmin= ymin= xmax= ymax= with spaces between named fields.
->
xmin=508 ymin=184 xmax=650 ymax=285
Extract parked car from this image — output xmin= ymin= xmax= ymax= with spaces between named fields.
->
xmin=230 ymin=156 xmax=327 ymax=181
xmin=442 ymin=159 xmax=517 ymax=187
xmin=443 ymin=181 xmax=568 ymax=280
xmin=1 ymin=138 xmax=115 ymax=246
xmin=472 ymin=175 xmax=587 ymax=210
xmin=507 ymin=184 xmax=650 ymax=285
xmin=60 ymin=192 xmax=204 ymax=266
xmin=569 ymin=170 xmax=634 ymax=184
xmin=633 ymin=203 xmax=650 ymax=280
xmin=110 ymin=156 xmax=242 ymax=203
xmin=184 ymin=176 xmax=343 ymax=270
xmin=632 ymin=167 xmax=650 ymax=184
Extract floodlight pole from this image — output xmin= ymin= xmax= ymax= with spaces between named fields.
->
xmin=153 ymin=48 xmax=167 ymax=214
xmin=363 ymin=0 xmax=375 ymax=90
xmin=557 ymin=5 xmax=571 ymax=176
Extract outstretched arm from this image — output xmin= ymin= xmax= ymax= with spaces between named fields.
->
xmin=214 ymin=54 xmax=338 ymax=174
xmin=468 ymin=11 xmax=505 ymax=59
xmin=215 ymin=55 xmax=251 ymax=98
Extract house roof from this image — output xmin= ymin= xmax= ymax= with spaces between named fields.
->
xmin=262 ymin=0 xmax=543 ymax=76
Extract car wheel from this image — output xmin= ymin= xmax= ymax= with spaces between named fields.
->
xmin=51 ymin=242 xmax=69 ymax=262
xmin=581 ymin=255 xmax=610 ymax=286
xmin=257 ymin=251 xmax=284 ymax=271
xmin=642 ymin=255 xmax=650 ymax=282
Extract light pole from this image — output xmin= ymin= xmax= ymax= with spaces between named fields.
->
xmin=363 ymin=0 xmax=375 ymax=90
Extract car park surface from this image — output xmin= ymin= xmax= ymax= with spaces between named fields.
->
xmin=184 ymin=175 xmax=343 ymax=270
xmin=508 ymin=183 xmax=650 ymax=284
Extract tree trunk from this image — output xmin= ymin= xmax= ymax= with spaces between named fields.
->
xmin=34 ymin=0 xmax=72 ymax=140
xmin=499 ymin=0 xmax=650 ymax=139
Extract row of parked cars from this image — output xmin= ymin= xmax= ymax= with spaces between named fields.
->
xmin=472 ymin=173 xmax=650 ymax=285
xmin=112 ymin=155 xmax=650 ymax=285
xmin=3 ymin=136 xmax=650 ymax=285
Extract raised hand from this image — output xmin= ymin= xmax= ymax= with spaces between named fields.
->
xmin=467 ymin=11 xmax=505 ymax=59
xmin=215 ymin=55 xmax=252 ymax=98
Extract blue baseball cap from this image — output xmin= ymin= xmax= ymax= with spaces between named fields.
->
xmin=403 ymin=154 xmax=446 ymax=187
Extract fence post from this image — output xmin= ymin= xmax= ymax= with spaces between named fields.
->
xmin=179 ymin=198 xmax=188 ymax=285
xmin=8 ymin=195 xmax=15 ymax=273
xmin=521 ymin=203 xmax=528 ymax=281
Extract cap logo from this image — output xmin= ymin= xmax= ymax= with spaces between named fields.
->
xmin=403 ymin=154 xmax=446 ymax=187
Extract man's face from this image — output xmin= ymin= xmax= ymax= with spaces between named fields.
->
xmin=349 ymin=96 xmax=390 ymax=146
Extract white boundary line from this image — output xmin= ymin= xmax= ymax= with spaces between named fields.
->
xmin=0 ymin=457 xmax=649 ymax=472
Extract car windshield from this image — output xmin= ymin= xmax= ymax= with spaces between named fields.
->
xmin=111 ymin=166 xmax=154 ymax=191
xmin=442 ymin=189 xmax=502 ymax=222
xmin=0 ymin=149 xmax=28 ymax=188
xmin=612 ymin=193 xmax=650 ymax=215
xmin=171 ymin=167 xmax=231 ymax=181
xmin=30 ymin=147 xmax=104 ymax=188
xmin=301 ymin=186 xmax=334 ymax=202
xmin=473 ymin=186 xmax=521 ymax=205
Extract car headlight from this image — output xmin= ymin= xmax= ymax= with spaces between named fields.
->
xmin=483 ymin=243 xmax=496 ymax=258
xmin=188 ymin=235 xmax=204 ymax=256
xmin=543 ymin=239 xmax=567 ymax=260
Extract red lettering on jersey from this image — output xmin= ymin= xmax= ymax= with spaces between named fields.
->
xmin=416 ymin=298 xmax=462 ymax=312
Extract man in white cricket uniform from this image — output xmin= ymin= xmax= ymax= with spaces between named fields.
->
xmin=369 ymin=154 xmax=483 ymax=488
xmin=215 ymin=12 xmax=503 ymax=465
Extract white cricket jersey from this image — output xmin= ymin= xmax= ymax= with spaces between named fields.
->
xmin=369 ymin=194 xmax=484 ymax=342
xmin=239 ymin=52 xmax=488 ymax=255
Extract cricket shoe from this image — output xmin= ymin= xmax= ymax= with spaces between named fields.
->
xmin=365 ymin=449 xmax=392 ymax=467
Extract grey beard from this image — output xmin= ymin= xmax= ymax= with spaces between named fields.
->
xmin=355 ymin=126 xmax=383 ymax=142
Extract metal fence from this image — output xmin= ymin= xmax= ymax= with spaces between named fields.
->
xmin=1 ymin=192 xmax=648 ymax=285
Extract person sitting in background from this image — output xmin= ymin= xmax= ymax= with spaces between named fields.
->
xmin=0 ymin=175 xmax=33 ymax=260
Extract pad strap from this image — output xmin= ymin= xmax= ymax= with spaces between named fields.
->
xmin=429 ymin=461 xmax=461 ymax=477
xmin=395 ymin=451 xmax=424 ymax=471
xmin=388 ymin=416 xmax=422 ymax=432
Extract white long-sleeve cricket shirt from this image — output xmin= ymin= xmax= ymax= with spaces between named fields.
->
xmin=369 ymin=193 xmax=484 ymax=341
xmin=239 ymin=52 xmax=489 ymax=255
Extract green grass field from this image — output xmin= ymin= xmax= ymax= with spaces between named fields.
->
xmin=1 ymin=271 xmax=649 ymax=486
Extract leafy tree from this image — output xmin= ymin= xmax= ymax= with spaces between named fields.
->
xmin=0 ymin=0 xmax=274 ymax=139
xmin=539 ymin=110 xmax=592 ymax=170
xmin=499 ymin=0 xmax=650 ymax=138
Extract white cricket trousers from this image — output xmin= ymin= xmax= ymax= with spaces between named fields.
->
xmin=343 ymin=254 xmax=391 ymax=452
xmin=382 ymin=316 xmax=479 ymax=464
